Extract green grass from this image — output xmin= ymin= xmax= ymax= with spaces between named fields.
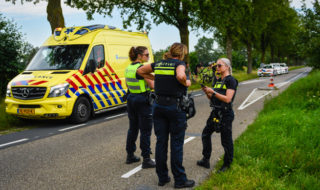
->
xmin=196 ymin=69 xmax=320 ymax=190
xmin=0 ymin=99 xmax=33 ymax=135
xmin=289 ymin=65 xmax=305 ymax=71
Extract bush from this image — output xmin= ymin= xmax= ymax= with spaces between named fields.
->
xmin=0 ymin=14 xmax=27 ymax=97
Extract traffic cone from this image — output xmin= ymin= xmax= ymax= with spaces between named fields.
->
xmin=268 ymin=74 xmax=275 ymax=87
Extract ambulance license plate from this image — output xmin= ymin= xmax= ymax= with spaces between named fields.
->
xmin=18 ymin=108 xmax=35 ymax=115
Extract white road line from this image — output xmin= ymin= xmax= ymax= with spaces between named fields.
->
xmin=105 ymin=113 xmax=126 ymax=120
xmin=238 ymin=70 xmax=310 ymax=110
xmin=0 ymin=138 xmax=29 ymax=148
xmin=184 ymin=137 xmax=196 ymax=144
xmin=121 ymin=136 xmax=196 ymax=178
xmin=238 ymin=88 xmax=258 ymax=110
xmin=59 ymin=124 xmax=86 ymax=132
xmin=240 ymin=79 xmax=266 ymax=85
xmin=193 ymin=94 xmax=202 ymax=97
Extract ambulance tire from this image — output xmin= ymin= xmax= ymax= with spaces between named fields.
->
xmin=70 ymin=96 xmax=91 ymax=124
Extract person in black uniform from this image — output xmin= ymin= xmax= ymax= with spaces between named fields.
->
xmin=137 ymin=43 xmax=195 ymax=188
xmin=197 ymin=58 xmax=238 ymax=173
xmin=124 ymin=46 xmax=156 ymax=169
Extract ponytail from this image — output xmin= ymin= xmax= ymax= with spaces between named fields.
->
xmin=129 ymin=46 xmax=147 ymax=61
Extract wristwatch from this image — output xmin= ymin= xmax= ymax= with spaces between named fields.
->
xmin=213 ymin=91 xmax=216 ymax=96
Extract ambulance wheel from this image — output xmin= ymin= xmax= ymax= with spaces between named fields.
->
xmin=70 ymin=96 xmax=91 ymax=124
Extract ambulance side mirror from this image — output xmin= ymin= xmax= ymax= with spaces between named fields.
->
xmin=88 ymin=59 xmax=97 ymax=73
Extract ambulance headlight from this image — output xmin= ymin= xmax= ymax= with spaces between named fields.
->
xmin=6 ymin=85 xmax=11 ymax=97
xmin=48 ymin=83 xmax=69 ymax=98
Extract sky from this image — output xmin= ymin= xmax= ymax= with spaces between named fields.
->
xmin=0 ymin=0 xmax=315 ymax=52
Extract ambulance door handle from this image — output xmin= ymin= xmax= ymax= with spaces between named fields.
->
xmin=111 ymin=73 xmax=116 ymax=75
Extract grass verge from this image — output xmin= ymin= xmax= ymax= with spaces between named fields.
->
xmin=0 ymin=99 xmax=33 ymax=135
xmin=196 ymin=69 xmax=320 ymax=189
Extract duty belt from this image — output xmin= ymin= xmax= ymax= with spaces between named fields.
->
xmin=131 ymin=91 xmax=150 ymax=96
xmin=155 ymin=95 xmax=178 ymax=106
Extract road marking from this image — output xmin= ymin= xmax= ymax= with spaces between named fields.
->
xmin=121 ymin=159 xmax=155 ymax=178
xmin=59 ymin=124 xmax=86 ymax=132
xmin=121 ymin=136 xmax=196 ymax=178
xmin=238 ymin=88 xmax=273 ymax=110
xmin=238 ymin=69 xmax=310 ymax=110
xmin=105 ymin=113 xmax=126 ymax=120
xmin=240 ymin=79 xmax=266 ymax=85
xmin=184 ymin=137 xmax=196 ymax=144
xmin=0 ymin=138 xmax=29 ymax=148
xmin=193 ymin=94 xmax=202 ymax=97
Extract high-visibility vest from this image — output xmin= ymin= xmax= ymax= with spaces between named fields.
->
xmin=125 ymin=63 xmax=150 ymax=94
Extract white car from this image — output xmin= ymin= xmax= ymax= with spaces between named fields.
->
xmin=280 ymin=63 xmax=289 ymax=74
xmin=258 ymin=64 xmax=278 ymax=77
xmin=270 ymin=63 xmax=282 ymax=75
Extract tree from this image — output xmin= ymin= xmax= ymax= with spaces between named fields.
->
xmin=0 ymin=14 xmax=26 ymax=97
xmin=6 ymin=0 xmax=65 ymax=33
xmin=194 ymin=36 xmax=215 ymax=65
xmin=20 ymin=42 xmax=39 ymax=66
xmin=197 ymin=0 xmax=245 ymax=65
xmin=66 ymin=0 xmax=200 ymax=63
xmin=153 ymin=46 xmax=170 ymax=62
xmin=299 ymin=0 xmax=320 ymax=69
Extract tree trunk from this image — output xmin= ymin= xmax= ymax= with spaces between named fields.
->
xmin=247 ymin=43 xmax=252 ymax=74
xmin=226 ymin=29 xmax=233 ymax=65
xmin=179 ymin=23 xmax=189 ymax=64
xmin=47 ymin=0 xmax=65 ymax=34
xmin=260 ymin=33 xmax=266 ymax=63
xmin=271 ymin=45 xmax=274 ymax=62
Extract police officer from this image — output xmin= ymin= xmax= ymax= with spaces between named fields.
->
xmin=137 ymin=43 xmax=195 ymax=188
xmin=197 ymin=58 xmax=238 ymax=173
xmin=124 ymin=46 xmax=156 ymax=169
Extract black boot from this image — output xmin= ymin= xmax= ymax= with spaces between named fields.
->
xmin=142 ymin=158 xmax=156 ymax=169
xmin=126 ymin=154 xmax=140 ymax=164
xmin=158 ymin=176 xmax=170 ymax=186
xmin=174 ymin=179 xmax=195 ymax=189
xmin=218 ymin=164 xmax=230 ymax=173
xmin=197 ymin=158 xmax=210 ymax=168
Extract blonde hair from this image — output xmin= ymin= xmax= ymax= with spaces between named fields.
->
xmin=218 ymin=58 xmax=232 ymax=75
xmin=163 ymin=43 xmax=188 ymax=61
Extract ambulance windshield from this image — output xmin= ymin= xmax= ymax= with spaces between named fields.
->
xmin=26 ymin=45 xmax=89 ymax=71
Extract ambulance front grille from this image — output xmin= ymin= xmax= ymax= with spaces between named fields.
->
xmin=12 ymin=87 xmax=47 ymax=100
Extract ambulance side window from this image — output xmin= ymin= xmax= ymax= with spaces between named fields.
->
xmin=83 ymin=45 xmax=105 ymax=75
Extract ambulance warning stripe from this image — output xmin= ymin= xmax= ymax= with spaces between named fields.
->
xmin=12 ymin=80 xmax=48 ymax=86
xmin=102 ymin=68 xmax=115 ymax=86
xmin=72 ymin=73 xmax=87 ymax=89
xmin=84 ymin=75 xmax=95 ymax=90
xmin=97 ymin=70 xmax=108 ymax=86
xmin=91 ymin=73 xmax=102 ymax=88
xmin=29 ymin=81 xmax=48 ymax=86
xmin=105 ymin=61 xmax=126 ymax=99
xmin=106 ymin=61 xmax=121 ymax=85
xmin=66 ymin=78 xmax=79 ymax=91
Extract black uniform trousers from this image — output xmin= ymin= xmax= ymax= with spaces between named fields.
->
xmin=201 ymin=109 xmax=234 ymax=166
xmin=126 ymin=93 xmax=152 ymax=159
xmin=153 ymin=103 xmax=188 ymax=185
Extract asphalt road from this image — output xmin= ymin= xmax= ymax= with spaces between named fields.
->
xmin=0 ymin=67 xmax=311 ymax=190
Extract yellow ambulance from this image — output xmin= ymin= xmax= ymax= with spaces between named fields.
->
xmin=5 ymin=24 xmax=154 ymax=123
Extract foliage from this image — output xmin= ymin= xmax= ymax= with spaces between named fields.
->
xmin=189 ymin=51 xmax=199 ymax=73
xmin=194 ymin=36 xmax=215 ymax=65
xmin=299 ymin=0 xmax=320 ymax=69
xmin=66 ymin=0 xmax=200 ymax=63
xmin=152 ymin=46 xmax=170 ymax=62
xmin=0 ymin=14 xmax=26 ymax=97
